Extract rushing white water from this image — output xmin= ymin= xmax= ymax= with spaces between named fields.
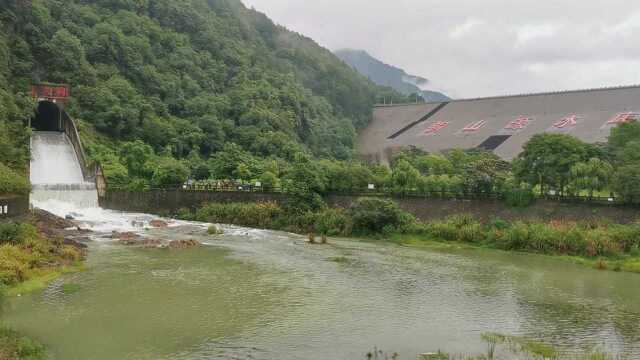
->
xmin=30 ymin=132 xmax=85 ymax=184
xmin=29 ymin=131 xmax=174 ymax=233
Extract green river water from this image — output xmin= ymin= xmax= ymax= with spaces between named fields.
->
xmin=2 ymin=223 xmax=640 ymax=360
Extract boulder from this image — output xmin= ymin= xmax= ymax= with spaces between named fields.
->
xmin=150 ymin=220 xmax=169 ymax=228
xmin=168 ymin=239 xmax=201 ymax=249
xmin=112 ymin=231 xmax=140 ymax=242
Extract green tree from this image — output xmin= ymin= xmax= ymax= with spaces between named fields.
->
xmin=151 ymin=157 xmax=189 ymax=187
xmin=282 ymin=154 xmax=327 ymax=210
xmin=349 ymin=198 xmax=413 ymax=234
xmin=208 ymin=143 xmax=258 ymax=179
xmin=513 ymin=134 xmax=588 ymax=195
xmin=613 ymin=164 xmax=640 ymax=203
xmin=569 ymin=158 xmax=613 ymax=198
xmin=119 ymin=140 xmax=153 ymax=177
xmin=259 ymin=171 xmax=279 ymax=191
xmin=389 ymin=159 xmax=421 ymax=195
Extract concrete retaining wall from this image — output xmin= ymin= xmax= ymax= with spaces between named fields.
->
xmin=102 ymin=190 xmax=640 ymax=224
xmin=101 ymin=190 xmax=289 ymax=214
xmin=0 ymin=195 xmax=30 ymax=219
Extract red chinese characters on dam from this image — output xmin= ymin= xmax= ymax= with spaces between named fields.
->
xmin=553 ymin=114 xmax=579 ymax=129
xmin=607 ymin=112 xmax=639 ymax=125
xmin=462 ymin=120 xmax=487 ymax=132
xmin=423 ymin=121 xmax=449 ymax=135
xmin=504 ymin=116 xmax=531 ymax=130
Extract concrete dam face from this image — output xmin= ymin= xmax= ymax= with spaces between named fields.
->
xmin=357 ymin=85 xmax=640 ymax=163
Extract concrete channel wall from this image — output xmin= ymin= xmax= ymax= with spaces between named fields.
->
xmin=102 ymin=190 xmax=640 ymax=224
xmin=0 ymin=195 xmax=30 ymax=219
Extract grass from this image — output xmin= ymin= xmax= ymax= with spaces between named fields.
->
xmin=4 ymin=263 xmax=85 ymax=297
xmin=0 ymin=327 xmax=46 ymax=360
xmin=61 ymin=282 xmax=82 ymax=294
xmin=327 ymin=256 xmax=351 ymax=264
xmin=383 ymin=333 xmax=618 ymax=360
xmin=389 ymin=233 xmax=640 ymax=274
xmin=187 ymin=200 xmax=640 ymax=274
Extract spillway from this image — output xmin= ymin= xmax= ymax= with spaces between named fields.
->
xmin=30 ymin=131 xmax=99 ymax=208
xmin=29 ymin=131 xmax=165 ymax=232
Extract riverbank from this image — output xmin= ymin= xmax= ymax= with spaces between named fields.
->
xmin=381 ymin=333 xmax=615 ymax=359
xmin=1 ymin=209 xmax=87 ymax=297
xmin=0 ymin=209 xmax=88 ymax=359
xmin=181 ymin=198 xmax=640 ymax=274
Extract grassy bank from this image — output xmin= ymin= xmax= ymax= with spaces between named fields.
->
xmin=0 ymin=221 xmax=85 ymax=296
xmin=0 ymin=215 xmax=87 ymax=359
xmin=181 ymin=198 xmax=640 ymax=273
xmin=370 ymin=333 xmax=618 ymax=359
xmin=0 ymin=327 xmax=46 ymax=360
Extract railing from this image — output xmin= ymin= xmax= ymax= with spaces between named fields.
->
xmin=59 ymin=107 xmax=107 ymax=196
xmin=135 ymin=183 xmax=624 ymax=205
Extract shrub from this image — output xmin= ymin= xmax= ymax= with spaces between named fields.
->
xmin=0 ymin=223 xmax=38 ymax=246
xmin=0 ymin=245 xmax=30 ymax=285
xmin=0 ymin=327 xmax=46 ymax=360
xmin=498 ymin=221 xmax=530 ymax=250
xmin=490 ymin=217 xmax=509 ymax=230
xmin=195 ymin=202 xmax=285 ymax=230
xmin=151 ymin=157 xmax=189 ymax=187
xmin=427 ymin=220 xmax=459 ymax=241
xmin=0 ymin=163 xmax=29 ymax=195
xmin=176 ymin=207 xmax=194 ymax=221
xmin=314 ymin=208 xmax=353 ymax=236
xmin=350 ymin=198 xmax=414 ymax=234
xmin=527 ymin=223 xmax=560 ymax=252
xmin=426 ymin=215 xmax=483 ymax=242
xmin=504 ymin=187 xmax=535 ymax=207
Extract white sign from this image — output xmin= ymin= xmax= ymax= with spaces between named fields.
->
xmin=368 ymin=184 xmax=375 ymax=190
xmin=255 ymin=181 xmax=262 ymax=187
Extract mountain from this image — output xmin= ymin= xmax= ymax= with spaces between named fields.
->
xmin=335 ymin=49 xmax=450 ymax=102
xmin=0 ymin=0 xmax=414 ymax=188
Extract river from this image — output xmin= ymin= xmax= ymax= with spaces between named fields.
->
xmin=12 ymin=131 xmax=640 ymax=359
xmin=2 ymin=222 xmax=640 ymax=359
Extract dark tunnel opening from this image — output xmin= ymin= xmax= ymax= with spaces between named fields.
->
xmin=32 ymin=101 xmax=63 ymax=132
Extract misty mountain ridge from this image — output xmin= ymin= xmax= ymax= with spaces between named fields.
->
xmin=335 ymin=49 xmax=450 ymax=103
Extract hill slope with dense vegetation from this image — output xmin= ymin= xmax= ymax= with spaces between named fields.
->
xmin=0 ymin=0 xmax=412 ymax=189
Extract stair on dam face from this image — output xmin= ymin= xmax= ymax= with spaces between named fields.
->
xmin=387 ymin=102 xmax=449 ymax=139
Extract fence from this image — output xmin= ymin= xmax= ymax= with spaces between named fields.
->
xmin=137 ymin=183 xmax=626 ymax=206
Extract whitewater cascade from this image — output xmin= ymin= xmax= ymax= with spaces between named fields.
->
xmin=29 ymin=131 xmax=161 ymax=232
xmin=30 ymin=131 xmax=99 ymax=208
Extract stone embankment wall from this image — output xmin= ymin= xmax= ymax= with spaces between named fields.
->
xmin=102 ymin=190 xmax=640 ymax=224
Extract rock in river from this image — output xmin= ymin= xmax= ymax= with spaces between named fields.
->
xmin=150 ymin=220 xmax=169 ymax=228
xmin=168 ymin=239 xmax=201 ymax=249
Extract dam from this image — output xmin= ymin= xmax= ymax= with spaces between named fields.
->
xmin=357 ymin=85 xmax=640 ymax=163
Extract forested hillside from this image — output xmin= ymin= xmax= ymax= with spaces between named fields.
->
xmin=0 ymin=0 xmax=409 ymax=190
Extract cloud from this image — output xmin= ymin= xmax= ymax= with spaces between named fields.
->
xmin=242 ymin=0 xmax=640 ymax=98
xmin=450 ymin=19 xmax=484 ymax=39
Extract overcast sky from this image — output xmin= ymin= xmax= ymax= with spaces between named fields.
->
xmin=241 ymin=0 xmax=640 ymax=99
